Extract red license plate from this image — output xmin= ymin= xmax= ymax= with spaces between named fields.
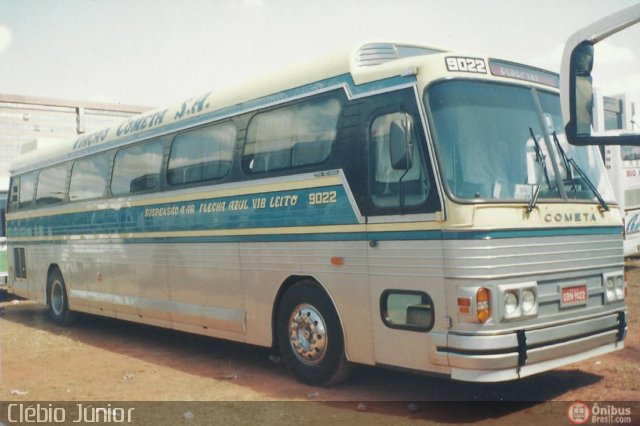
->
xmin=561 ymin=285 xmax=588 ymax=306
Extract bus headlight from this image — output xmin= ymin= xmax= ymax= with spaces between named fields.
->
xmin=615 ymin=276 xmax=625 ymax=300
xmin=521 ymin=289 xmax=536 ymax=313
xmin=605 ymin=276 xmax=616 ymax=302
xmin=504 ymin=292 xmax=518 ymax=316
xmin=498 ymin=283 xmax=537 ymax=321
xmin=603 ymin=272 xmax=625 ymax=303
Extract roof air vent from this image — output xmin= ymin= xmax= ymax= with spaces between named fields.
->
xmin=356 ymin=43 xmax=444 ymax=67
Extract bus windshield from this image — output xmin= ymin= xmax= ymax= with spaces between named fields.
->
xmin=426 ymin=80 xmax=615 ymax=204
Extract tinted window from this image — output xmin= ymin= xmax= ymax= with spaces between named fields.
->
xmin=244 ymin=97 xmax=340 ymax=173
xmin=168 ymin=122 xmax=236 ymax=185
xmin=70 ymin=155 xmax=110 ymax=201
xmin=111 ymin=140 xmax=163 ymax=195
xmin=36 ymin=165 xmax=67 ymax=205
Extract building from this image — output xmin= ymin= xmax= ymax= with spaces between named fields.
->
xmin=592 ymin=88 xmax=637 ymax=133
xmin=0 ymin=94 xmax=151 ymax=284
xmin=0 ymin=93 xmax=151 ymax=191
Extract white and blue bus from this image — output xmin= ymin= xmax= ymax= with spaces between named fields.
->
xmin=6 ymin=42 xmax=627 ymax=385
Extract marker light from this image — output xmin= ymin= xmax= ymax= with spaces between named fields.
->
xmin=457 ymin=297 xmax=471 ymax=314
xmin=476 ymin=287 xmax=491 ymax=323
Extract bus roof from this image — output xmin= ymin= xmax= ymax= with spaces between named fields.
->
xmin=9 ymin=41 xmax=558 ymax=175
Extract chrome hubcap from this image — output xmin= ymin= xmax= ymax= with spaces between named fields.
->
xmin=51 ymin=280 xmax=64 ymax=316
xmin=288 ymin=304 xmax=327 ymax=366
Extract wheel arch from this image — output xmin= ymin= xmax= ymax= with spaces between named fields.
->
xmin=270 ymin=274 xmax=346 ymax=354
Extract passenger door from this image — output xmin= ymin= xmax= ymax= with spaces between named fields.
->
xmin=364 ymin=91 xmax=448 ymax=373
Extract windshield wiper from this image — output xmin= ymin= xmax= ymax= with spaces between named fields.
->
xmin=552 ymin=132 xmax=577 ymax=192
xmin=527 ymin=127 xmax=551 ymax=213
xmin=552 ymin=132 xmax=609 ymax=211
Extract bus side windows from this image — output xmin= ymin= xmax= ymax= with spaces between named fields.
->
xmin=111 ymin=140 xmax=163 ymax=196
xmin=167 ymin=122 xmax=236 ymax=186
xmin=69 ymin=155 xmax=110 ymax=201
xmin=243 ymin=97 xmax=340 ymax=174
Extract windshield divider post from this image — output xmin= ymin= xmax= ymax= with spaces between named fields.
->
xmin=531 ymin=88 xmax=568 ymax=200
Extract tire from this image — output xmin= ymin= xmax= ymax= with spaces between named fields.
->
xmin=276 ymin=282 xmax=351 ymax=386
xmin=47 ymin=268 xmax=77 ymax=326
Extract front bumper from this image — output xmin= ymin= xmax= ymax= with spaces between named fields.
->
xmin=438 ymin=311 xmax=627 ymax=382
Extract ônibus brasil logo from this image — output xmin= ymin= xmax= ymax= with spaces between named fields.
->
xmin=567 ymin=401 xmax=591 ymax=424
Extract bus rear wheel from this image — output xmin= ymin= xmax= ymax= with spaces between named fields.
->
xmin=47 ymin=268 xmax=76 ymax=325
xmin=276 ymin=282 xmax=351 ymax=386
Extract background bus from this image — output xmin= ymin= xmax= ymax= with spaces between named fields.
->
xmin=603 ymin=142 xmax=640 ymax=256
xmin=592 ymin=90 xmax=640 ymax=256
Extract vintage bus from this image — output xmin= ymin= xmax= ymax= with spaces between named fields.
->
xmin=6 ymin=42 xmax=627 ymax=385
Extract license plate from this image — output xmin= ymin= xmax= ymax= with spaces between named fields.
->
xmin=561 ymin=285 xmax=588 ymax=307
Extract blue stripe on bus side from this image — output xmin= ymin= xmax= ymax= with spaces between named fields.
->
xmin=7 ymin=185 xmax=359 ymax=238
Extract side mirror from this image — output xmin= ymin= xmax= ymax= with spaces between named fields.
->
xmin=561 ymin=3 xmax=640 ymax=145
xmin=389 ymin=114 xmax=413 ymax=170
xmin=572 ymin=42 xmax=595 ymax=137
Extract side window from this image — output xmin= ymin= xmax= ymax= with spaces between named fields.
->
xmin=381 ymin=290 xmax=434 ymax=332
xmin=9 ymin=177 xmax=20 ymax=210
xmin=168 ymin=122 xmax=236 ymax=186
xmin=69 ymin=155 xmax=110 ymax=201
xmin=243 ymin=97 xmax=340 ymax=174
xmin=16 ymin=172 xmax=36 ymax=210
xmin=36 ymin=165 xmax=67 ymax=206
xmin=111 ymin=140 xmax=163 ymax=196
xmin=370 ymin=112 xmax=430 ymax=212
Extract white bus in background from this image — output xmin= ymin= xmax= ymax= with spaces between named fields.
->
xmin=603 ymin=140 xmax=640 ymax=256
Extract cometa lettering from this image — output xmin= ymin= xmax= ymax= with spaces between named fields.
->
xmin=544 ymin=212 xmax=597 ymax=223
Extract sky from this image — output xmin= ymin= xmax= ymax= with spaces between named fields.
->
xmin=0 ymin=0 xmax=638 ymax=108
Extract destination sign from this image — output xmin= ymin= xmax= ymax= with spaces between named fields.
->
xmin=488 ymin=59 xmax=560 ymax=88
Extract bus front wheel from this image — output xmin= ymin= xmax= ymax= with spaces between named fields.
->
xmin=47 ymin=269 xmax=76 ymax=325
xmin=276 ymin=282 xmax=351 ymax=386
